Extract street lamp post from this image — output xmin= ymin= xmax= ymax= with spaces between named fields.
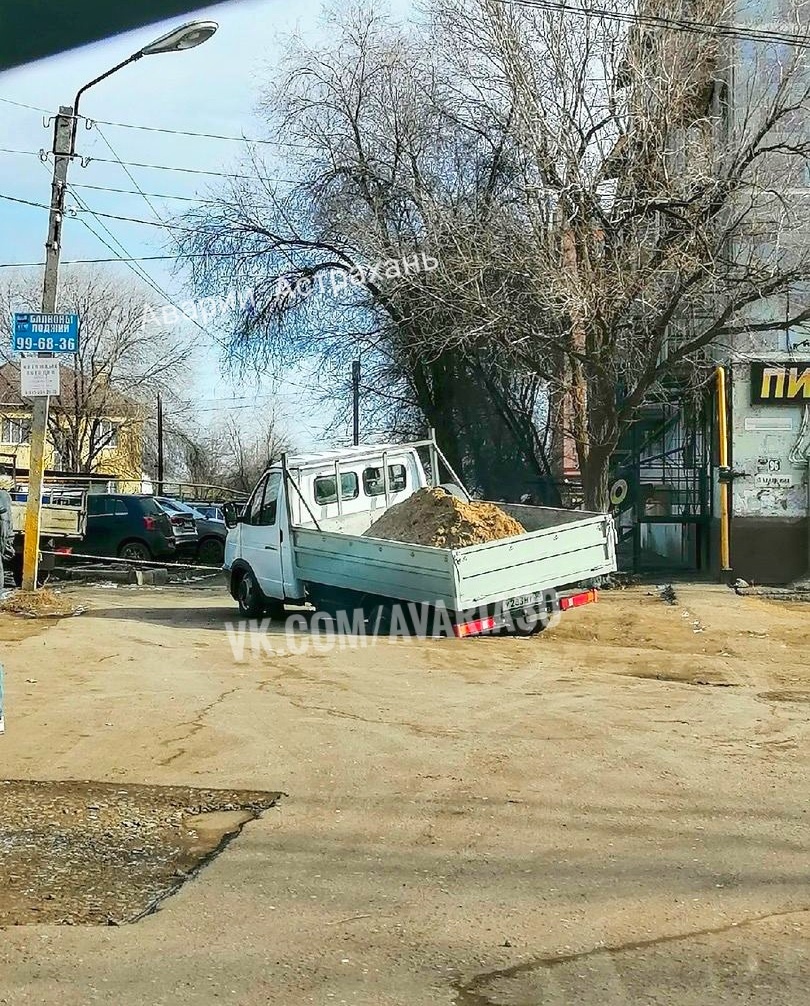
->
xmin=21 ymin=21 xmax=217 ymax=590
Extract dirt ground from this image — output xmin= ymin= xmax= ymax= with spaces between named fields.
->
xmin=0 ymin=582 xmax=808 ymax=1004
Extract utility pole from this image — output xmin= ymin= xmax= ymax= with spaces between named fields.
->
xmin=156 ymin=394 xmax=165 ymax=495
xmin=17 ymin=22 xmax=218 ymax=592
xmin=21 ymin=106 xmax=73 ymax=591
xmin=352 ymin=360 xmax=361 ymax=446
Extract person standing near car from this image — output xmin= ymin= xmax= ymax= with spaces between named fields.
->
xmin=0 ymin=467 xmax=14 ymax=592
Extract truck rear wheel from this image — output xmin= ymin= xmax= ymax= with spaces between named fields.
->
xmin=365 ymin=601 xmax=393 ymax=635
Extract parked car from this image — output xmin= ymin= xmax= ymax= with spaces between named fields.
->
xmin=83 ymin=494 xmax=177 ymax=562
xmin=194 ymin=504 xmax=225 ymax=522
xmin=155 ymin=497 xmax=199 ymax=553
xmin=157 ymin=497 xmax=226 ymax=565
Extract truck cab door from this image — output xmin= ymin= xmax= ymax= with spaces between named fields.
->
xmin=239 ymin=471 xmax=284 ymax=600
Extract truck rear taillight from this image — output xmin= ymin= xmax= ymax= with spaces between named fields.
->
xmin=55 ymin=547 xmax=72 ymax=555
xmin=559 ymin=589 xmax=597 ymax=611
xmin=143 ymin=516 xmax=157 ymax=531
xmin=453 ymin=615 xmax=497 ymax=638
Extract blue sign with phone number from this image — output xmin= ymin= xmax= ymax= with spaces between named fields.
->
xmin=13 ymin=312 xmax=79 ymax=353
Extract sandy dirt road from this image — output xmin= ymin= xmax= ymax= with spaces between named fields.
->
xmin=0 ymin=583 xmax=809 ymax=1004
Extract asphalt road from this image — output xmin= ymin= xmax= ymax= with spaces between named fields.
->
xmin=0 ymin=583 xmax=808 ymax=1004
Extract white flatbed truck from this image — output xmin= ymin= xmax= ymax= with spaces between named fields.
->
xmin=6 ymin=490 xmax=87 ymax=584
xmin=222 ymin=439 xmax=617 ymax=637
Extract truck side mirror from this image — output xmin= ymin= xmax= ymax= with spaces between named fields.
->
xmin=222 ymin=502 xmax=240 ymax=529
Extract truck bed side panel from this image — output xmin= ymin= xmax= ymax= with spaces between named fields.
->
xmin=293 ymin=513 xmax=615 ymax=612
xmin=293 ymin=528 xmax=457 ymax=607
xmin=10 ymin=501 xmax=85 ymax=538
xmin=452 ymin=516 xmax=616 ymax=609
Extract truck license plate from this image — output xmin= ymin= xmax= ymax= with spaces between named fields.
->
xmin=503 ymin=591 xmax=544 ymax=610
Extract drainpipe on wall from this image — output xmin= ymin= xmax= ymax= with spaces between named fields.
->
xmin=806 ymin=459 xmax=810 ymax=580
xmin=715 ymin=366 xmax=732 ymax=576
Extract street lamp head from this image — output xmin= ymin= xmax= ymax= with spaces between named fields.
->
xmin=138 ymin=20 xmax=218 ymax=56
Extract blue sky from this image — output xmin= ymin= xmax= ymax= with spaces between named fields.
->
xmin=0 ymin=0 xmax=408 ymax=451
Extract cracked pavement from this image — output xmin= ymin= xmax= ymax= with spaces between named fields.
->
xmin=0 ymin=583 xmax=808 ymax=1004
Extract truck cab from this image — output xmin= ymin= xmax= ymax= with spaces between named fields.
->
xmin=224 ymin=445 xmax=427 ymax=613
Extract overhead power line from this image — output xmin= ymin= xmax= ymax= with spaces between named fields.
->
xmin=0 ymin=146 xmax=41 ymax=158
xmin=91 ymin=121 xmax=182 ymax=241
xmin=70 ymin=182 xmax=217 ymax=203
xmin=0 ymin=189 xmax=203 ymax=231
xmin=74 ymin=113 xmax=310 ymax=149
xmin=0 ymin=96 xmax=51 ymax=113
xmin=492 ymin=0 xmax=810 ymax=48
xmin=0 ymin=251 xmax=254 ymax=269
xmin=0 ymin=191 xmax=50 ymax=211
xmin=0 ymin=147 xmax=298 ymax=184
xmin=75 ymin=154 xmax=297 ymax=182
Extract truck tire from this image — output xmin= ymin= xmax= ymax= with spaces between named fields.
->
xmin=365 ymin=601 xmax=393 ymax=635
xmin=237 ymin=569 xmax=265 ymax=618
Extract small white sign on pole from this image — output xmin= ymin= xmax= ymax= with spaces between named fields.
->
xmin=20 ymin=358 xmax=60 ymax=398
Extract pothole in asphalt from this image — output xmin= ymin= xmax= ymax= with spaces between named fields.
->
xmin=0 ymin=780 xmax=280 ymax=926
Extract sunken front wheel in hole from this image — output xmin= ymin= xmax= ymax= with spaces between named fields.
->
xmin=237 ymin=569 xmax=265 ymax=618
xmin=118 ymin=540 xmax=151 ymax=562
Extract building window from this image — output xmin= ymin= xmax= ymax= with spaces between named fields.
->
xmin=1 ymin=417 xmax=31 ymax=445
xmin=96 ymin=419 xmax=119 ymax=450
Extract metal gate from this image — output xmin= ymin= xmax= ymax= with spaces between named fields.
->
xmin=610 ymin=394 xmax=715 ymax=573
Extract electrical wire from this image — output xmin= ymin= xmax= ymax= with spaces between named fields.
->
xmin=76 ymin=154 xmax=298 ymax=182
xmin=61 ymin=173 xmax=236 ymax=347
xmin=0 ymin=146 xmax=42 ymax=158
xmin=0 ymin=96 xmax=52 ymax=113
xmin=0 ymin=192 xmax=50 ymax=210
xmin=0 ymin=147 xmax=299 ymax=184
xmin=91 ymin=122 xmax=181 ymax=239
xmin=70 ymin=182 xmax=217 ymax=203
xmin=0 ymin=251 xmax=256 ymax=269
xmin=75 ymin=113 xmax=310 ymax=149
xmin=491 ymin=0 xmax=810 ymax=48
xmin=62 ymin=192 xmax=202 ymax=231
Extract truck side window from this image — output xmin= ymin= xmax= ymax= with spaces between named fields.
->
xmin=388 ymin=464 xmax=407 ymax=492
xmin=363 ymin=465 xmax=407 ymax=496
xmin=245 ymin=477 xmax=268 ymax=525
xmin=363 ymin=467 xmax=385 ymax=496
xmin=314 ymin=473 xmax=359 ymax=505
xmin=257 ymin=472 xmax=282 ymax=526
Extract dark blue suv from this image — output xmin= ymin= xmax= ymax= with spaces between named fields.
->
xmin=83 ymin=494 xmax=176 ymax=562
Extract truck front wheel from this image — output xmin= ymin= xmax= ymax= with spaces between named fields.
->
xmin=237 ymin=569 xmax=265 ymax=618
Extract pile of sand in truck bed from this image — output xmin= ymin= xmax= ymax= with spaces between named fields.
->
xmin=364 ymin=487 xmax=526 ymax=548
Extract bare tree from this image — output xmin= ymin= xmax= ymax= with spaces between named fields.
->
xmin=0 ymin=268 xmax=192 ymax=476
xmin=179 ymin=0 xmax=809 ymax=509
xmin=427 ymin=0 xmax=810 ymax=506
xmin=179 ymin=413 xmax=294 ymax=494
xmin=177 ymin=6 xmax=561 ymax=501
